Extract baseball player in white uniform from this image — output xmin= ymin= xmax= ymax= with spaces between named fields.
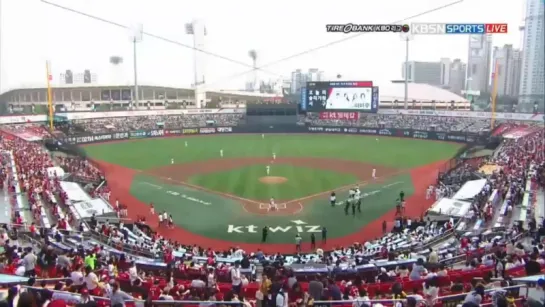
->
xmin=372 ymin=169 xmax=377 ymax=179
xmin=158 ymin=213 xmax=163 ymax=226
xmin=185 ymin=141 xmax=188 ymax=147
xmin=266 ymin=165 xmax=270 ymax=175
xmin=220 ymin=149 xmax=224 ymax=157
xmin=272 ymin=152 xmax=276 ymax=160
xmin=268 ymin=197 xmax=278 ymax=212
xmin=262 ymin=134 xmax=265 ymax=139
xmin=171 ymin=158 xmax=174 ymax=165
xmin=426 ymin=186 xmax=433 ymax=200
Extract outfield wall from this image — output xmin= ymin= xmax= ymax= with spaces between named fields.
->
xmin=57 ymin=124 xmax=489 ymax=145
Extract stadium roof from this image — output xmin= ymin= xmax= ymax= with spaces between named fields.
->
xmin=377 ymin=82 xmax=468 ymax=102
xmin=1 ymin=82 xmax=466 ymax=102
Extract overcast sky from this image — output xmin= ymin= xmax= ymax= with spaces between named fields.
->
xmin=0 ymin=0 xmax=524 ymax=92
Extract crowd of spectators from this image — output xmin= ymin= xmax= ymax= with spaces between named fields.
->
xmin=299 ymin=113 xmax=494 ymax=133
xmin=0 ymin=118 xmax=543 ymax=307
xmin=65 ymin=114 xmax=246 ymax=135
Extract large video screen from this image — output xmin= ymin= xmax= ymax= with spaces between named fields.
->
xmin=300 ymin=81 xmax=379 ymax=113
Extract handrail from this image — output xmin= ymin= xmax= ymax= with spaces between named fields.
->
xmin=433 ymin=284 xmax=526 ymax=302
xmin=20 ymin=285 xmax=527 ymax=306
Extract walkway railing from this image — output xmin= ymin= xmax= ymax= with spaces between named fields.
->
xmin=16 ymin=285 xmax=526 ymax=307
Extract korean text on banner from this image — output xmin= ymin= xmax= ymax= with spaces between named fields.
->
xmin=319 ymin=112 xmax=359 ymax=121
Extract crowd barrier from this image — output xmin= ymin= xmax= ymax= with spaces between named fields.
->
xmin=57 ymin=125 xmax=489 ymax=145
xmin=18 ymin=284 xmax=527 ymax=307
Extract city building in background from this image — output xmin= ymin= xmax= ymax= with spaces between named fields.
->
xmin=448 ymin=59 xmax=467 ymax=95
xmin=401 ymin=61 xmax=441 ymax=86
xmin=290 ymin=69 xmax=324 ymax=94
xmin=493 ymin=44 xmax=522 ymax=97
xmin=59 ymin=70 xmax=98 ymax=85
xmin=519 ymin=0 xmax=544 ymax=108
xmin=466 ymin=34 xmax=493 ymax=94
xmin=401 ymin=59 xmax=466 ymax=95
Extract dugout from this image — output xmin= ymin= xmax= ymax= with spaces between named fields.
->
xmin=245 ymin=103 xmax=298 ymax=125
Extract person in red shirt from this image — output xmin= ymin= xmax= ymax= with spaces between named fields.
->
xmin=148 ymin=280 xmax=161 ymax=299
xmin=460 ymin=236 xmax=469 ymax=249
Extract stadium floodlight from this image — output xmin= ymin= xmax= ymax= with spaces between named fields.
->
xmin=129 ymin=24 xmax=143 ymax=109
xmin=399 ymin=25 xmax=414 ymax=110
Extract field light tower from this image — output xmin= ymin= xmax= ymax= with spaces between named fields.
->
xmin=186 ymin=20 xmax=207 ymax=108
xmin=248 ymin=49 xmax=258 ymax=91
xmin=129 ymin=24 xmax=143 ymax=108
xmin=109 ymin=56 xmax=124 ymax=85
xmin=399 ymin=25 xmax=413 ymax=109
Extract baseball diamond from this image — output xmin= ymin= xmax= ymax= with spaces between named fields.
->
xmin=85 ymin=134 xmax=461 ymax=251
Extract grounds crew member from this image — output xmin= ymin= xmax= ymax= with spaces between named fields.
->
xmin=344 ymin=198 xmax=351 ymax=215
xmin=262 ymin=226 xmax=268 ymax=242
xmin=355 ymin=187 xmax=362 ymax=213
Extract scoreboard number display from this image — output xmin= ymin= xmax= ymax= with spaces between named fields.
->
xmin=301 ymin=81 xmax=379 ymax=113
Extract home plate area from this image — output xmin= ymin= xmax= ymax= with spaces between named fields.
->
xmin=259 ymin=203 xmax=287 ymax=211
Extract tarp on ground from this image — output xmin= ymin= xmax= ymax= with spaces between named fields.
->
xmin=452 ymin=179 xmax=487 ymax=200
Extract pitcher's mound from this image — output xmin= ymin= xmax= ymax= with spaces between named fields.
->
xmin=259 ymin=176 xmax=288 ymax=184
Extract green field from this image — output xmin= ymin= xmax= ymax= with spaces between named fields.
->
xmin=84 ymin=134 xmax=461 ymax=169
xmin=188 ymin=164 xmax=359 ymax=200
xmin=85 ymin=134 xmax=461 ymax=244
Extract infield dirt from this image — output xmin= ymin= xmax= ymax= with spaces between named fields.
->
xmin=142 ymin=157 xmax=400 ymax=213
xmin=259 ymin=176 xmax=288 ymax=184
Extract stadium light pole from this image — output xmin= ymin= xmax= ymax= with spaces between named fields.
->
xmin=130 ymin=24 xmax=143 ymax=109
xmin=400 ymin=29 xmax=413 ymax=109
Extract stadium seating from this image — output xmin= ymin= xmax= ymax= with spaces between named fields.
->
xmin=0 ymin=115 xmax=543 ymax=307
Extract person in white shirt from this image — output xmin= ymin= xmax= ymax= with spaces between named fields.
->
xmin=352 ymin=289 xmax=370 ymax=307
xmin=15 ymin=265 xmax=25 ymax=276
xmin=128 ymin=262 xmax=139 ymax=285
xmin=84 ymin=266 xmax=101 ymax=292
xmin=275 ymin=287 xmax=288 ymax=307
xmin=71 ymin=266 xmax=85 ymax=287
xmin=207 ymin=268 xmax=216 ymax=289
xmin=230 ymin=261 xmax=242 ymax=295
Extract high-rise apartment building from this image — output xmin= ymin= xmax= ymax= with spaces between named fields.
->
xmin=467 ymin=34 xmax=493 ymax=94
xmin=401 ymin=61 xmax=441 ymax=85
xmin=519 ymin=0 xmax=544 ymax=107
xmin=290 ymin=69 xmax=325 ymax=94
xmin=449 ymin=59 xmax=467 ymax=95
xmin=493 ymin=45 xmax=522 ymax=97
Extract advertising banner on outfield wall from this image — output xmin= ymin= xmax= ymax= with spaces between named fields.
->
xmin=182 ymin=128 xmax=199 ymax=134
xmin=305 ymin=126 xmax=482 ymax=143
xmin=164 ymin=129 xmax=182 ymax=136
xmin=58 ymin=125 xmax=485 ymax=145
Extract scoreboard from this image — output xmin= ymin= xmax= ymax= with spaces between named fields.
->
xmin=300 ymin=81 xmax=379 ymax=113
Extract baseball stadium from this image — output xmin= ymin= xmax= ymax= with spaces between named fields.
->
xmin=0 ymin=0 xmax=544 ymax=304
xmin=0 ymin=79 xmax=544 ymax=305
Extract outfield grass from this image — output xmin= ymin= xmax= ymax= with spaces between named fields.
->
xmin=188 ymin=164 xmax=359 ymax=200
xmin=85 ymin=134 xmax=462 ymax=169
